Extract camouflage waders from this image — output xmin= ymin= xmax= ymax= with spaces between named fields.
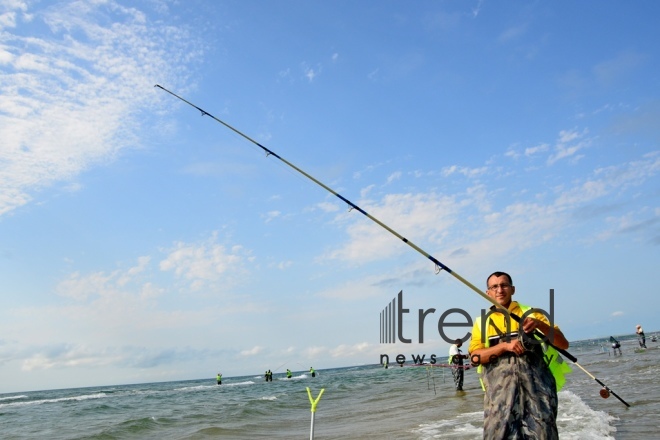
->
xmin=482 ymin=347 xmax=558 ymax=440
xmin=451 ymin=356 xmax=464 ymax=391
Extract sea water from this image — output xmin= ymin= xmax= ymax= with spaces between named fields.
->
xmin=0 ymin=335 xmax=657 ymax=439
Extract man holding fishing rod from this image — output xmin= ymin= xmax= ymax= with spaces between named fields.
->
xmin=468 ymin=271 xmax=570 ymax=440
xmin=155 ymin=85 xmax=629 ymax=411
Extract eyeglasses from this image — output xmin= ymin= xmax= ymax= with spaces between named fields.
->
xmin=487 ymin=283 xmax=512 ymax=291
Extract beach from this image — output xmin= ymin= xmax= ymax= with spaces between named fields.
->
xmin=1 ymin=335 xmax=657 ymax=439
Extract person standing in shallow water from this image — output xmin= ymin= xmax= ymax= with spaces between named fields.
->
xmin=468 ymin=271 xmax=570 ymax=440
xmin=216 ymin=373 xmax=222 ymax=385
xmin=448 ymin=339 xmax=468 ymax=391
xmin=636 ymin=325 xmax=647 ymax=348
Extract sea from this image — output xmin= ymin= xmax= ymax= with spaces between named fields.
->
xmin=1 ymin=335 xmax=658 ymax=439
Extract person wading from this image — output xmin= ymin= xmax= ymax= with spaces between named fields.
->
xmin=468 ymin=271 xmax=570 ymax=440
xmin=448 ymin=339 xmax=468 ymax=391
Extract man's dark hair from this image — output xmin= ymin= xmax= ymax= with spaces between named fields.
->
xmin=487 ymin=271 xmax=513 ymax=286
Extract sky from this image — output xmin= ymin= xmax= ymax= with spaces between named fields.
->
xmin=0 ymin=0 xmax=658 ymax=393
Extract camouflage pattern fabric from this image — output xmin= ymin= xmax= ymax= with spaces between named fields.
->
xmin=451 ymin=354 xmax=464 ymax=390
xmin=482 ymin=346 xmax=558 ymax=439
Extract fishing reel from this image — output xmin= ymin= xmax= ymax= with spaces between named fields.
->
xmin=517 ymin=331 xmax=541 ymax=352
xmin=600 ymin=388 xmax=611 ymax=399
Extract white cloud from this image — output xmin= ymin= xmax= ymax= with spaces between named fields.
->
xmin=441 ymin=165 xmax=487 ymax=178
xmin=591 ymin=209 xmax=660 ymax=244
xmin=471 ymin=0 xmax=484 ymax=17
xmin=264 ymin=210 xmax=281 ymax=222
xmin=329 ymin=342 xmax=371 ymax=358
xmin=326 ymin=192 xmax=460 ymax=263
xmin=274 ymin=260 xmax=293 ymax=270
xmin=21 ymin=344 xmax=116 ymax=371
xmin=323 ymin=148 xmax=659 ymax=270
xmin=360 ymin=184 xmax=376 ymax=198
xmin=57 ymin=271 xmax=117 ymax=301
xmin=386 ymin=171 xmax=402 ymax=184
xmin=556 ymin=152 xmax=659 ymax=207
xmin=118 ymin=256 xmax=151 ymax=286
xmin=525 ymin=143 xmax=549 ymax=156
xmin=0 ymin=0 xmax=203 ymax=216
xmin=159 ymin=233 xmax=250 ymax=289
xmin=0 ymin=1 xmax=27 ymax=29
xmin=301 ymin=62 xmax=321 ymax=82
xmin=505 ymin=150 xmax=520 ymax=160
xmin=239 ymin=346 xmax=263 ymax=357
xmin=547 ymin=128 xmax=590 ymax=165
xmin=19 ymin=344 xmax=221 ymax=372
xmin=316 ymin=201 xmax=340 ymax=213
xmin=301 ymin=341 xmax=418 ymax=362
xmin=303 ymin=345 xmax=328 ymax=358
xmin=56 ymin=255 xmax=160 ymax=301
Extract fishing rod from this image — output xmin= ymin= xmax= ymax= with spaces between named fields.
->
xmin=272 ymin=359 xmax=291 ymax=373
xmin=155 ymin=85 xmax=630 ymax=408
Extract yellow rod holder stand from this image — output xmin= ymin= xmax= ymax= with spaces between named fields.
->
xmin=306 ymin=387 xmax=325 ymax=440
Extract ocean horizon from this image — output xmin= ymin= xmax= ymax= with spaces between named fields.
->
xmin=1 ymin=335 xmax=658 ymax=439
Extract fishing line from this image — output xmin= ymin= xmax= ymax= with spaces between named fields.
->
xmin=273 ymin=359 xmax=290 ymax=373
xmin=155 ymin=85 xmax=630 ymax=407
xmin=425 ymin=366 xmax=437 ymax=395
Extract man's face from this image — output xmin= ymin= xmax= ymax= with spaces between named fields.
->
xmin=486 ymin=274 xmax=515 ymax=308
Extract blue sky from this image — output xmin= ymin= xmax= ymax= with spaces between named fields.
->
xmin=1 ymin=0 xmax=658 ymax=393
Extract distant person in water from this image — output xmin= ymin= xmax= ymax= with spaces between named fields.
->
xmin=216 ymin=373 xmax=222 ymax=385
xmin=636 ymin=325 xmax=647 ymax=348
xmin=448 ymin=339 xmax=469 ymax=391
xmin=286 ymin=369 xmax=292 ymax=379
xmin=609 ymin=337 xmax=622 ymax=356
xmin=309 ymin=367 xmax=316 ymax=377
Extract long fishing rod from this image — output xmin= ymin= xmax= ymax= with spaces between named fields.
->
xmin=155 ymin=84 xmax=630 ymax=407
